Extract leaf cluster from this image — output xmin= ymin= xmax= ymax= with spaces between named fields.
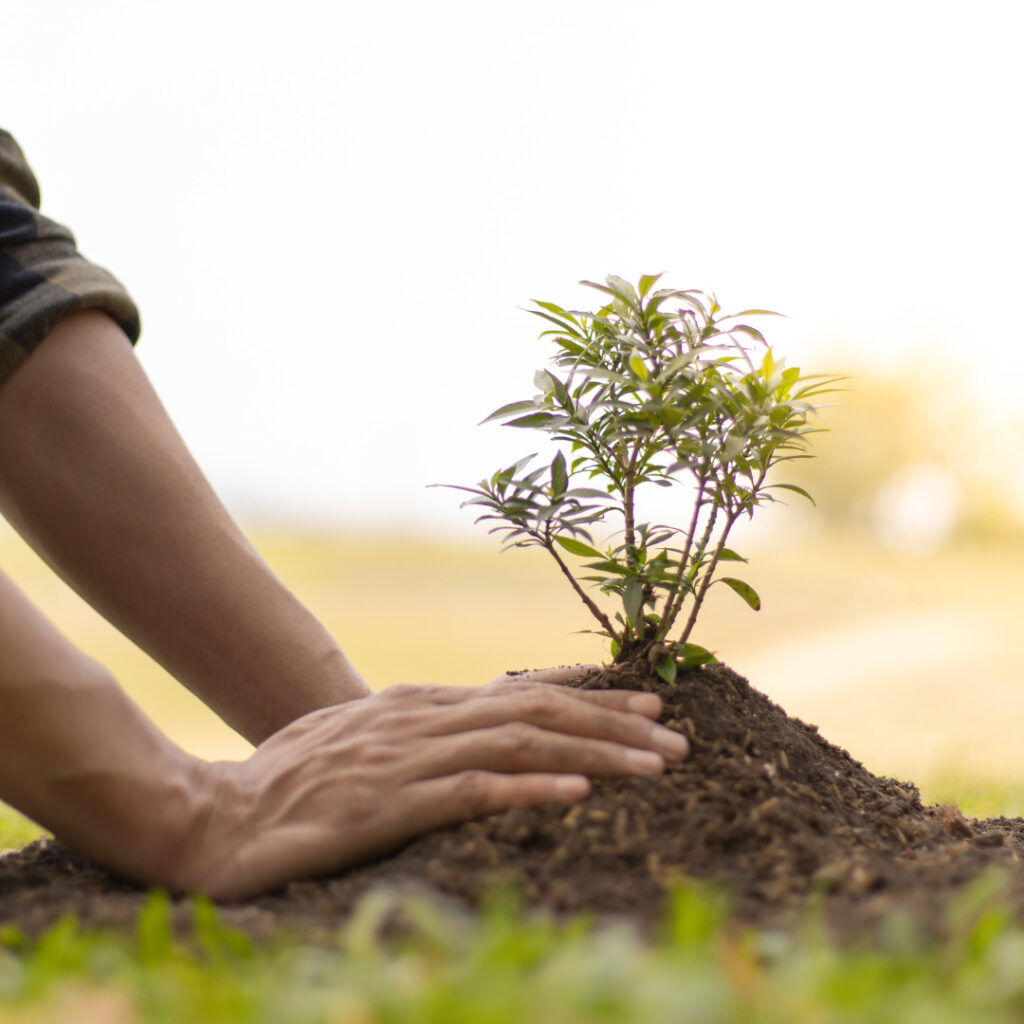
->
xmin=443 ymin=274 xmax=838 ymax=675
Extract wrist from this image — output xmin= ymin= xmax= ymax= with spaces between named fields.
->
xmin=0 ymin=659 xmax=217 ymax=891
xmin=164 ymin=759 xmax=254 ymax=899
xmin=47 ymin=741 xmax=217 ymax=893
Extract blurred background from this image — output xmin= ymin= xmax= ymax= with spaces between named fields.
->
xmin=3 ymin=0 xmax=1024 ymax=840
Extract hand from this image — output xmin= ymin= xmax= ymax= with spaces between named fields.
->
xmin=178 ymin=669 xmax=689 ymax=900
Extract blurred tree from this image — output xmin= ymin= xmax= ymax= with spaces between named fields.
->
xmin=785 ymin=363 xmax=1024 ymax=545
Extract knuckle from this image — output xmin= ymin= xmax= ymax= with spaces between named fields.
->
xmin=452 ymin=770 xmax=491 ymax=813
xmin=383 ymin=683 xmax=419 ymax=701
xmin=501 ymin=722 xmax=542 ymax=756
xmin=518 ymin=688 xmax=558 ymax=719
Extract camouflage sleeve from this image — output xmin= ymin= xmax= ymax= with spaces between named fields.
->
xmin=0 ymin=129 xmax=141 ymax=387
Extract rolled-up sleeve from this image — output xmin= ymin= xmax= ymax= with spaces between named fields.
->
xmin=0 ymin=130 xmax=141 ymax=387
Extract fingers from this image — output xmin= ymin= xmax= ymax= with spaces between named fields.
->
xmin=398 ymin=720 xmax=669 ymax=784
xmin=416 ymin=687 xmax=688 ymax=763
xmin=381 ymin=673 xmax=664 ymax=721
xmin=484 ymin=670 xmax=664 ymax=720
xmin=375 ymin=770 xmax=593 ymax=847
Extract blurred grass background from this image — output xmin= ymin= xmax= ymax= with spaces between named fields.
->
xmin=4 ymin=364 xmax=1024 ymax=847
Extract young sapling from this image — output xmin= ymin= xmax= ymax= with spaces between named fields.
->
xmin=443 ymin=274 xmax=837 ymax=681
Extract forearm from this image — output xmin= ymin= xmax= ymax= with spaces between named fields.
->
xmin=0 ymin=569 xmax=209 ymax=886
xmin=0 ymin=312 xmax=369 ymax=743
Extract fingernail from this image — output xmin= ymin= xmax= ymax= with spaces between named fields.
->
xmin=626 ymin=748 xmax=664 ymax=773
xmin=627 ymin=694 xmax=660 ymax=716
xmin=653 ymin=726 xmax=689 ymax=760
xmin=555 ymin=776 xmax=590 ymax=800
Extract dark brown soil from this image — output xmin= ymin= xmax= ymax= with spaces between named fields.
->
xmin=4 ymin=661 xmax=1024 ymax=944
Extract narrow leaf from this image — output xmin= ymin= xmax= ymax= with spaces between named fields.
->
xmin=534 ymin=369 xmax=557 ymax=394
xmin=717 ymin=548 xmax=747 ymax=563
xmin=628 ymin=349 xmax=650 ymax=381
xmin=528 ymin=308 xmax=585 ymax=336
xmin=505 ymin=412 xmax=566 ymax=429
xmin=677 ymin=643 xmax=718 ymax=668
xmin=656 ymin=656 xmax=678 ymax=684
xmin=720 ymin=577 xmax=762 ymax=611
xmin=719 ymin=309 xmax=783 ymax=320
xmin=638 ymin=273 xmax=662 ymax=298
xmin=584 ymin=560 xmax=630 ymax=576
xmin=551 ymin=451 xmax=568 ymax=498
xmin=767 ymin=482 xmax=816 ymax=505
xmin=623 ymin=578 xmax=643 ymax=627
xmin=480 ymin=400 xmax=536 ymax=424
xmin=554 ymin=535 xmax=603 ymax=558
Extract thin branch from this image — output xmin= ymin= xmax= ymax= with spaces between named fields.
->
xmin=678 ymin=463 xmax=771 ymax=645
xmin=667 ymin=500 xmax=720 ymax=640
xmin=656 ymin=469 xmax=708 ymax=637
xmin=542 ymin=532 xmax=616 ymax=637
xmin=678 ymin=508 xmax=737 ymax=647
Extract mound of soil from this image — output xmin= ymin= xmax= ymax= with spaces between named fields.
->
xmin=3 ymin=661 xmax=1024 ymax=943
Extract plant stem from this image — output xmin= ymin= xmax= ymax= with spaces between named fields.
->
xmin=657 ymin=471 xmax=708 ymax=638
xmin=623 ymin=478 xmax=637 ymax=562
xmin=678 ymin=508 xmax=737 ymax=646
xmin=543 ymin=533 xmax=616 ymax=637
xmin=677 ymin=464 xmax=770 ymax=646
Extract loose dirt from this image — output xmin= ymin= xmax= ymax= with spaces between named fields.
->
xmin=3 ymin=661 xmax=1024 ymax=944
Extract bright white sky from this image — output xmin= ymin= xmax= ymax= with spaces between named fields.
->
xmin=3 ymin=0 xmax=1022 ymax=533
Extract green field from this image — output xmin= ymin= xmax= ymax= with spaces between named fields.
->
xmin=5 ymin=525 xmax=1024 ymax=1021
xmin=3 ymin=863 xmax=1024 ymax=1022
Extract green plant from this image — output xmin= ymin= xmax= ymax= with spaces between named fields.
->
xmin=444 ymin=274 xmax=838 ymax=677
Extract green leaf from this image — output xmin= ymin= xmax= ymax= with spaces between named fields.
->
xmin=637 ymin=273 xmax=662 ymax=298
xmin=505 ymin=412 xmax=566 ymax=429
xmin=780 ymin=366 xmax=801 ymax=390
xmin=719 ymin=309 xmax=783 ymax=320
xmin=767 ymin=482 xmax=816 ymax=505
xmin=720 ymin=577 xmax=761 ymax=611
xmin=584 ymin=560 xmax=630 ymax=576
xmin=731 ymin=324 xmax=768 ymax=347
xmin=656 ymin=656 xmax=678 ymax=684
xmin=528 ymin=308 xmax=585 ymax=337
xmin=553 ymin=535 xmax=603 ymax=558
xmin=567 ymin=487 xmax=615 ymax=500
xmin=659 ymin=351 xmax=703 ymax=379
xmin=677 ymin=643 xmax=717 ymax=668
xmin=605 ymin=274 xmax=638 ymax=301
xmin=551 ymin=451 xmax=568 ymax=498
xmin=623 ymin=578 xmax=643 ymax=628
xmin=718 ymin=548 xmax=747 ymax=562
xmin=580 ymin=279 xmax=639 ymax=311
xmin=628 ymin=349 xmax=650 ymax=381
xmin=534 ymin=369 xmax=557 ymax=395
xmin=480 ymin=400 xmax=536 ymax=424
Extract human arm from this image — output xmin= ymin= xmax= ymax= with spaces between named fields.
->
xmin=0 ymin=310 xmax=369 ymax=744
xmin=0 ymin=567 xmax=210 ymax=883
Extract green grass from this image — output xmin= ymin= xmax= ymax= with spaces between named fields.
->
xmin=0 ymin=805 xmax=44 ymax=851
xmin=7 ymin=797 xmax=1024 ymax=1023
xmin=4 ymin=878 xmax=1024 ymax=1023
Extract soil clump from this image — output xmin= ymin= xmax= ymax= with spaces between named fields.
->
xmin=3 ymin=662 xmax=1023 ymax=944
